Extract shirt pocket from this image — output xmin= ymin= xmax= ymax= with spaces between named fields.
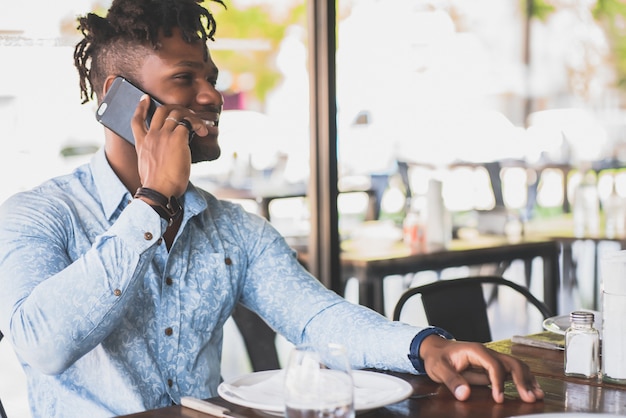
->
xmin=187 ymin=252 xmax=240 ymax=332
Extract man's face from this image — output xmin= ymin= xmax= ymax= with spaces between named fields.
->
xmin=137 ymin=28 xmax=223 ymax=163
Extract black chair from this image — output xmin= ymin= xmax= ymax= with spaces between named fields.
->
xmin=0 ymin=331 xmax=7 ymax=418
xmin=392 ymin=276 xmax=554 ymax=343
xmin=231 ymin=304 xmax=280 ymax=371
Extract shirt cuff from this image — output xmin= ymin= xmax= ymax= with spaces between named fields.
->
xmin=408 ymin=326 xmax=455 ymax=374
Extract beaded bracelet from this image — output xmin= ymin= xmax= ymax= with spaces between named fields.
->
xmin=134 ymin=187 xmax=182 ymax=226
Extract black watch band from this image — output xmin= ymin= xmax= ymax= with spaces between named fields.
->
xmin=134 ymin=187 xmax=182 ymax=226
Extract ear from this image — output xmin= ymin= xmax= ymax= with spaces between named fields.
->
xmin=102 ymin=76 xmax=119 ymax=98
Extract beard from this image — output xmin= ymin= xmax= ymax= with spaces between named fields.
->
xmin=190 ymin=136 xmax=221 ymax=163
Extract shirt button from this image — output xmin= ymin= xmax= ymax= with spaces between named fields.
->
xmin=167 ymin=379 xmax=173 ymax=387
xmin=164 ymin=327 xmax=173 ymax=336
xmin=144 ymin=232 xmax=153 ymax=241
xmin=157 ymin=238 xmax=163 ymax=245
xmin=165 ymin=277 xmax=173 ymax=286
xmin=113 ymin=289 xmax=122 ymax=297
xmin=225 ymin=257 xmax=232 ymax=265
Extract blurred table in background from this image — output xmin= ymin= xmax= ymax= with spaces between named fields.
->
xmin=335 ymin=236 xmax=561 ymax=316
xmin=333 ymin=213 xmax=626 ymax=317
xmin=525 ymin=214 xmax=626 ymax=310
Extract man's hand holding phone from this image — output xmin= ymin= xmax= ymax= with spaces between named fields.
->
xmin=131 ymin=96 xmax=209 ymax=199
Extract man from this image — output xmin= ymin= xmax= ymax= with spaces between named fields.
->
xmin=0 ymin=0 xmax=544 ymax=416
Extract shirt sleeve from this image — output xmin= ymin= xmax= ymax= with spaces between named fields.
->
xmin=232 ymin=211 xmax=435 ymax=374
xmin=0 ymin=193 xmax=163 ymax=375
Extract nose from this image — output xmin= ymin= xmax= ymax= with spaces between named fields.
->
xmin=196 ymin=80 xmax=223 ymax=108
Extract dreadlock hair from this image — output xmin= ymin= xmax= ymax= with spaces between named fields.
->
xmin=74 ymin=0 xmax=226 ymax=104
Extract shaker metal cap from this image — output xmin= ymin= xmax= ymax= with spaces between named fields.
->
xmin=570 ymin=310 xmax=595 ymax=323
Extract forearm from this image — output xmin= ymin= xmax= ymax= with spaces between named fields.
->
xmin=238 ymin=233 xmax=425 ymax=374
xmin=250 ymin=269 xmax=422 ymax=372
xmin=302 ymin=299 xmax=423 ymax=373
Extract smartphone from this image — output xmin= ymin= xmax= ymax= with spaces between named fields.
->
xmin=95 ymin=76 xmax=161 ymax=145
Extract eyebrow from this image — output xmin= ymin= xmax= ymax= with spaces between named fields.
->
xmin=175 ymin=61 xmax=206 ymax=70
xmin=175 ymin=61 xmax=219 ymax=76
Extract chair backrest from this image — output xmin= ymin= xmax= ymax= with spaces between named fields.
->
xmin=231 ymin=304 xmax=280 ymax=372
xmin=392 ymin=275 xmax=554 ymax=343
xmin=0 ymin=331 xmax=7 ymax=418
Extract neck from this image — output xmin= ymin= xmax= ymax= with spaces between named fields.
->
xmin=104 ymin=134 xmax=142 ymax=194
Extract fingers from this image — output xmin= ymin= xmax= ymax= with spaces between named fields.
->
xmin=453 ymin=384 xmax=471 ymax=401
xmin=185 ymin=114 xmax=210 ymax=138
xmin=432 ymin=365 xmax=472 ymax=401
xmin=158 ymin=111 xmax=209 ymax=142
xmin=135 ymin=103 xmax=193 ymax=196
xmin=421 ymin=338 xmax=543 ymax=404
xmin=434 ymin=363 xmax=473 ymax=401
xmin=477 ymin=352 xmax=543 ymax=403
xmin=499 ymin=353 xmax=544 ymax=402
xmin=163 ymin=117 xmax=194 ymax=144
xmin=468 ymin=348 xmax=508 ymax=403
xmin=130 ymin=94 xmax=152 ymax=146
xmin=420 ymin=337 xmax=478 ymax=401
xmin=130 ymin=99 xmax=211 ymax=148
xmin=456 ymin=348 xmax=531 ymax=404
xmin=481 ymin=352 xmax=543 ymax=403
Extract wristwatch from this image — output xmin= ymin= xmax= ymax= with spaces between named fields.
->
xmin=134 ymin=187 xmax=183 ymax=226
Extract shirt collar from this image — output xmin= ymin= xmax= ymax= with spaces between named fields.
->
xmin=90 ymin=148 xmax=209 ymax=221
xmin=91 ymin=148 xmax=133 ymax=221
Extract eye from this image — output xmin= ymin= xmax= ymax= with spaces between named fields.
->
xmin=173 ymin=73 xmax=193 ymax=83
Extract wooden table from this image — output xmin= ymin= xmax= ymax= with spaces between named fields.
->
xmin=339 ymin=237 xmax=561 ymax=316
xmin=117 ymin=333 xmax=626 ymax=417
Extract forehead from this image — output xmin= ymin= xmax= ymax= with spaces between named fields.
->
xmin=135 ymin=28 xmax=218 ymax=89
xmin=154 ymin=30 xmax=213 ymax=64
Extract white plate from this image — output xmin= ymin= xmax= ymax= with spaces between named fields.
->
xmin=217 ymin=369 xmax=413 ymax=416
xmin=543 ymin=310 xmax=601 ymax=336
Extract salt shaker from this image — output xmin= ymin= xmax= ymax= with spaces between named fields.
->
xmin=564 ymin=311 xmax=599 ymax=379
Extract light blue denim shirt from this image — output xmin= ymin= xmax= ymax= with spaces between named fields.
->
xmin=0 ymin=149 xmax=424 ymax=417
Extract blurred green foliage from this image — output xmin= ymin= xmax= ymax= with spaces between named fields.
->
xmin=204 ymin=1 xmax=307 ymax=106
xmin=527 ymin=0 xmax=555 ymax=21
xmin=527 ymin=0 xmax=626 ymax=91
xmin=593 ymin=0 xmax=626 ymax=89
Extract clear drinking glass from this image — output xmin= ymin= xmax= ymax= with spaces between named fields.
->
xmin=600 ymin=250 xmax=626 ymax=385
xmin=284 ymin=343 xmax=355 ymax=418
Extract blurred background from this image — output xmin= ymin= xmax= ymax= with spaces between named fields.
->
xmin=2 ymin=0 xmax=626 ymax=416
xmin=2 ymin=0 xmax=626 ymax=232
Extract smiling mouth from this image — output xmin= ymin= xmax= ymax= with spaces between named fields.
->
xmin=203 ymin=112 xmax=220 ymax=128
